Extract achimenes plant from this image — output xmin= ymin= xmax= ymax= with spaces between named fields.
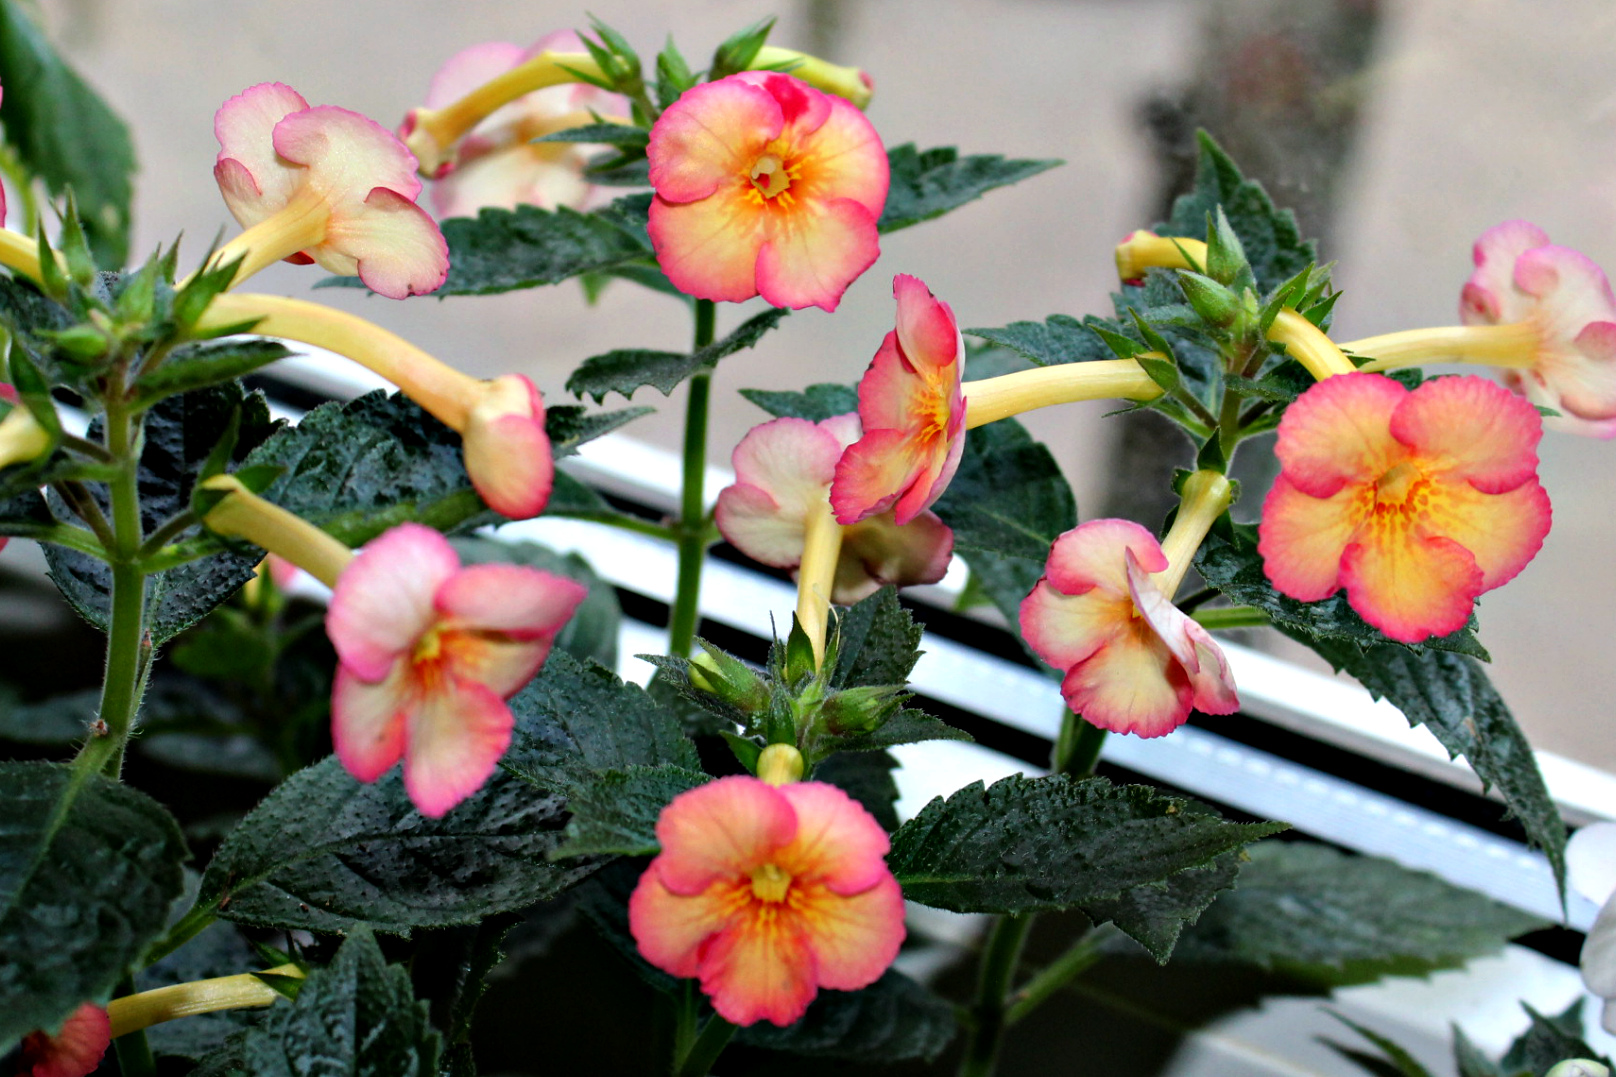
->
xmin=0 ymin=13 xmax=1581 ymax=1077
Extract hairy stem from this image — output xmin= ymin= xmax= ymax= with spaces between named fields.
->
xmin=666 ymin=299 xmax=717 ymax=657
xmin=958 ymin=914 xmax=1033 ymax=1077
xmin=1004 ymin=925 xmax=1118 ymax=1026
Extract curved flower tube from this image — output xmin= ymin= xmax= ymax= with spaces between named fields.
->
xmin=629 ymin=776 xmax=905 ymax=1026
xmin=647 ymin=72 xmax=888 ymax=311
xmin=417 ymin=32 xmax=630 ymax=218
xmin=715 ymin=414 xmax=953 ymax=625
xmin=751 ymin=47 xmax=874 ymax=109
xmin=15 ymin=1003 xmax=109 ymax=1077
xmin=200 ymin=294 xmax=553 ymax=520
xmin=1258 ymin=373 xmax=1551 ymax=643
xmin=1020 ymin=470 xmax=1239 ymax=737
xmin=106 ymin=964 xmax=303 ymax=1038
xmin=210 ymin=82 xmax=448 ymax=298
xmin=1115 ymin=231 xmax=1208 ymax=284
xmin=1344 ymin=221 xmax=1616 ymax=437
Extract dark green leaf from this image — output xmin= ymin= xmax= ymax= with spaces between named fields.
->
xmin=0 ymin=761 xmax=187 ymax=1053
xmin=1195 ymin=524 xmax=1489 ymax=660
xmin=831 ymin=586 xmax=923 ymax=688
xmin=820 ymin=707 xmax=972 ymax=757
xmin=878 ymin=145 xmax=1060 ymax=234
xmin=1304 ymin=638 xmax=1567 ymax=895
xmin=710 ymin=16 xmax=776 ymax=80
xmin=545 ymin=403 xmax=654 ymax=458
xmin=45 ymin=384 xmax=276 ymax=644
xmin=1453 ymin=1027 xmax=1509 ymax=1077
xmin=424 ymin=913 xmax=520 ymax=1077
xmin=1173 ymin=843 xmax=1544 ymax=979
xmin=1324 ymin=1012 xmax=1439 ymax=1077
xmin=566 ymin=306 xmax=790 ymax=402
xmin=888 ymin=773 xmax=1284 ymax=915
xmin=190 ymin=931 xmax=439 ymax=1077
xmin=810 ymin=750 xmax=901 ymax=831
xmin=242 ymin=390 xmax=498 ymax=547
xmin=741 ymin=381 xmax=859 ymax=421
xmin=135 ymin=340 xmax=291 ymax=401
xmin=451 ymin=536 xmax=622 ymax=670
xmin=736 ymin=969 xmax=957 ymax=1061
xmin=0 ymin=486 xmax=57 ymax=539
xmin=194 ymin=754 xmax=597 ymax=934
xmin=1499 ymin=1001 xmax=1611 ymax=1076
xmin=502 ymin=649 xmax=701 ymax=795
xmin=1160 ymin=132 xmax=1315 ymax=293
xmin=1082 ymin=848 xmax=1242 ymax=963
xmin=533 ymin=122 xmax=648 ymax=146
xmin=550 ymin=764 xmax=708 ymax=858
xmin=0 ymin=3 xmax=135 ymax=266
xmin=966 ymin=314 xmax=1119 ymax=367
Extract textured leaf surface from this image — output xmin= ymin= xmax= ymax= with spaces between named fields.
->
xmin=551 ymin=765 xmax=709 ymax=858
xmin=1083 ymin=848 xmax=1243 ymax=963
xmin=740 ymin=382 xmax=859 ymax=421
xmin=0 ymin=3 xmax=134 ymax=266
xmin=966 ymin=314 xmax=1120 ymax=367
xmin=737 ymin=969 xmax=958 ymax=1061
xmin=878 ymin=145 xmax=1060 ymax=234
xmin=190 ymin=931 xmax=439 ymax=1077
xmin=136 ymin=340 xmax=291 ymax=400
xmin=45 ymin=384 xmax=274 ymax=644
xmin=1304 ymin=638 xmax=1567 ymax=894
xmin=832 ymin=587 xmax=923 ymax=688
xmin=1498 ymin=1001 xmax=1611 ymax=1076
xmin=566 ymin=307 xmax=789 ymax=402
xmin=242 ymin=390 xmax=496 ymax=546
xmin=545 ymin=404 xmax=654 ymax=458
xmin=0 ymin=762 xmax=187 ymax=1053
xmin=195 ymin=754 xmax=595 ymax=933
xmin=888 ymin=774 xmax=1283 ymax=915
xmin=1173 ymin=843 xmax=1544 ymax=976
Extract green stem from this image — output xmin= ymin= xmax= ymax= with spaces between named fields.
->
xmin=958 ymin=914 xmax=1033 ymax=1077
xmin=54 ymin=480 xmax=117 ymax=551
xmin=666 ymin=299 xmax=716 ymax=657
xmin=1216 ymin=385 xmax=1243 ymax=467
xmin=1004 ymin=925 xmax=1117 ymax=1026
xmin=673 ymin=1013 xmax=736 ymax=1077
xmin=1051 ymin=712 xmax=1107 ymax=779
xmin=1193 ymin=605 xmax=1271 ymax=630
xmin=143 ymin=906 xmax=217 ymax=969
xmin=111 ymin=975 xmax=155 ymax=1077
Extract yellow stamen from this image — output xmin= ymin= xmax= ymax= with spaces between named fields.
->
xmin=0 ymin=404 xmax=50 ymax=469
xmin=795 ymin=500 xmax=844 ymax=670
xmin=752 ymin=47 xmax=873 ymax=109
xmin=199 ymin=475 xmax=354 ymax=589
xmin=198 ymin=294 xmax=481 ymax=431
xmin=963 ymin=359 xmax=1162 ymax=429
xmin=1115 ymin=233 xmax=1208 ymax=281
xmin=1266 ymin=309 xmax=1358 ymax=381
xmin=106 ymin=964 xmax=303 ymax=1039
xmin=750 ymin=862 xmax=793 ymax=903
xmin=1152 ymin=470 xmax=1233 ymax=601
xmin=756 ymin=743 xmax=804 ymax=786
xmin=1344 ymin=323 xmax=1542 ymax=373
xmin=402 ymin=51 xmax=608 ymax=177
xmin=750 ymin=154 xmax=791 ymax=198
xmin=201 ymin=186 xmax=331 ymax=292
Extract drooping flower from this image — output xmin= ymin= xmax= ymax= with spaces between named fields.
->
xmin=629 ymin=776 xmax=905 ymax=1026
xmin=1567 ymin=821 xmax=1616 ymax=1035
xmin=1258 ymin=372 xmax=1551 ymax=643
xmin=16 ymin=1002 xmax=110 ymax=1077
xmin=1021 ymin=473 xmax=1239 ymax=737
xmin=325 ymin=523 xmax=585 ymax=816
xmin=647 ymin=72 xmax=888 ymax=311
xmin=212 ymin=82 xmax=448 ymax=298
xmin=417 ymin=32 xmax=630 ymax=218
xmin=833 ymin=274 xmax=966 ymax=525
xmin=201 ymin=294 xmax=553 ymax=519
xmin=715 ymin=414 xmax=953 ymax=606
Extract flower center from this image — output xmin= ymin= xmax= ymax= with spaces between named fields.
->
xmin=1374 ymin=461 xmax=1423 ymax=507
xmin=749 ymin=154 xmax=791 ymax=198
xmin=749 ymin=862 xmax=793 ymax=903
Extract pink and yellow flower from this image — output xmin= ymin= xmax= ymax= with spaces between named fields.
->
xmin=833 ymin=275 xmax=966 ymax=525
xmin=212 ymin=83 xmax=448 ymax=298
xmin=417 ymin=32 xmax=630 ymax=218
xmin=647 ymin=72 xmax=888 ymax=312
xmin=715 ymin=414 xmax=953 ymax=605
xmin=1258 ymin=373 xmax=1551 ymax=643
xmin=1021 ymin=495 xmax=1239 ymax=738
xmin=16 ymin=1002 xmax=110 ymax=1077
xmin=629 ymin=776 xmax=905 ymax=1026
xmin=325 ymin=522 xmax=585 ymax=816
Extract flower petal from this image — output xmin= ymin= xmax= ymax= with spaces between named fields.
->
xmin=1127 ymin=553 xmax=1238 ymax=715
xmin=654 ymin=776 xmax=798 ymax=895
xmin=20 ymin=1002 xmax=110 ymax=1077
xmin=433 ymin=144 xmax=593 ymax=217
xmin=443 ymin=632 xmax=554 ymax=699
xmin=778 ymin=83 xmax=888 ymax=218
xmin=1257 ymin=474 xmax=1359 ymax=602
xmin=1044 ymin=519 xmax=1165 ymax=596
xmin=697 ymin=908 xmax=817 ymax=1027
xmin=629 ymin=866 xmax=746 ymax=979
xmin=436 ymin=562 xmax=585 ymax=637
xmin=330 ymin=662 xmax=409 ymax=783
xmin=326 ymin=522 xmax=459 ymax=681
xmin=831 ymin=427 xmax=919 ymax=524
xmin=1418 ymin=476 xmax=1551 ymax=592
xmin=1462 ymin=219 xmax=1551 ymax=326
xmin=648 ymin=77 xmax=781 ymax=203
xmin=322 ymin=185 xmax=450 ymax=298
xmin=777 ymin=781 xmax=891 ymax=895
xmin=463 ymin=375 xmax=553 ymax=518
xmin=1568 ymin=822 xmax=1616 ymax=906
xmin=403 ymin=675 xmax=514 ymax=817
xmin=1583 ymin=896 xmax=1616 ymax=1000
xmin=1391 ymin=375 xmax=1543 ymax=493
xmin=715 ymin=483 xmax=806 ymax=569
xmin=754 ymin=195 xmax=880 ymax=312
xmin=648 ymin=186 xmax=767 ymax=304
xmin=1060 ymin=627 xmax=1190 ymax=738
xmin=1274 ymin=372 xmax=1406 ymax=499
xmin=797 ymin=875 xmax=906 ymax=992
xmin=214 ymin=82 xmax=310 ymax=223
xmin=731 ymin=416 xmax=842 ymax=511
xmin=893 ymin=274 xmax=963 ymax=372
xmin=835 ymin=509 xmax=953 ymax=604
xmin=273 ymin=104 xmax=423 ymax=204
xmin=1339 ymin=533 xmax=1482 ymax=644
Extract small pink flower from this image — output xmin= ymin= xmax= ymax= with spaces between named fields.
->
xmin=1021 ymin=519 xmax=1238 ymax=737
xmin=1258 ymin=373 xmax=1552 ymax=643
xmin=214 ymin=82 xmax=448 ymax=298
xmin=833 ymin=274 xmax=966 ymax=525
xmin=647 ymin=72 xmax=888 ymax=312
xmin=17 ymin=1003 xmax=110 ymax=1077
xmin=715 ymin=415 xmax=952 ymax=604
xmin=324 ymin=523 xmax=585 ymax=816
xmin=418 ymin=32 xmax=629 ymax=218
xmin=1462 ymin=220 xmax=1616 ymax=436
xmin=461 ymin=374 xmax=553 ymax=520
xmin=629 ymin=776 xmax=905 ymax=1026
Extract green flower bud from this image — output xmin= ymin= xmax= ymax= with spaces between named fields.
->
xmin=1546 ymin=1061 xmax=1611 ymax=1077
xmin=1177 ymin=270 xmax=1241 ymax=329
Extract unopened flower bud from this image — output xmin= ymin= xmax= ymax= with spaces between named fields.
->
xmin=756 ymin=743 xmax=805 ymax=786
xmin=819 ymin=684 xmax=905 ymax=736
xmin=1177 ymin=270 xmax=1241 ymax=329
xmin=1546 ymin=1061 xmax=1610 ymax=1077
